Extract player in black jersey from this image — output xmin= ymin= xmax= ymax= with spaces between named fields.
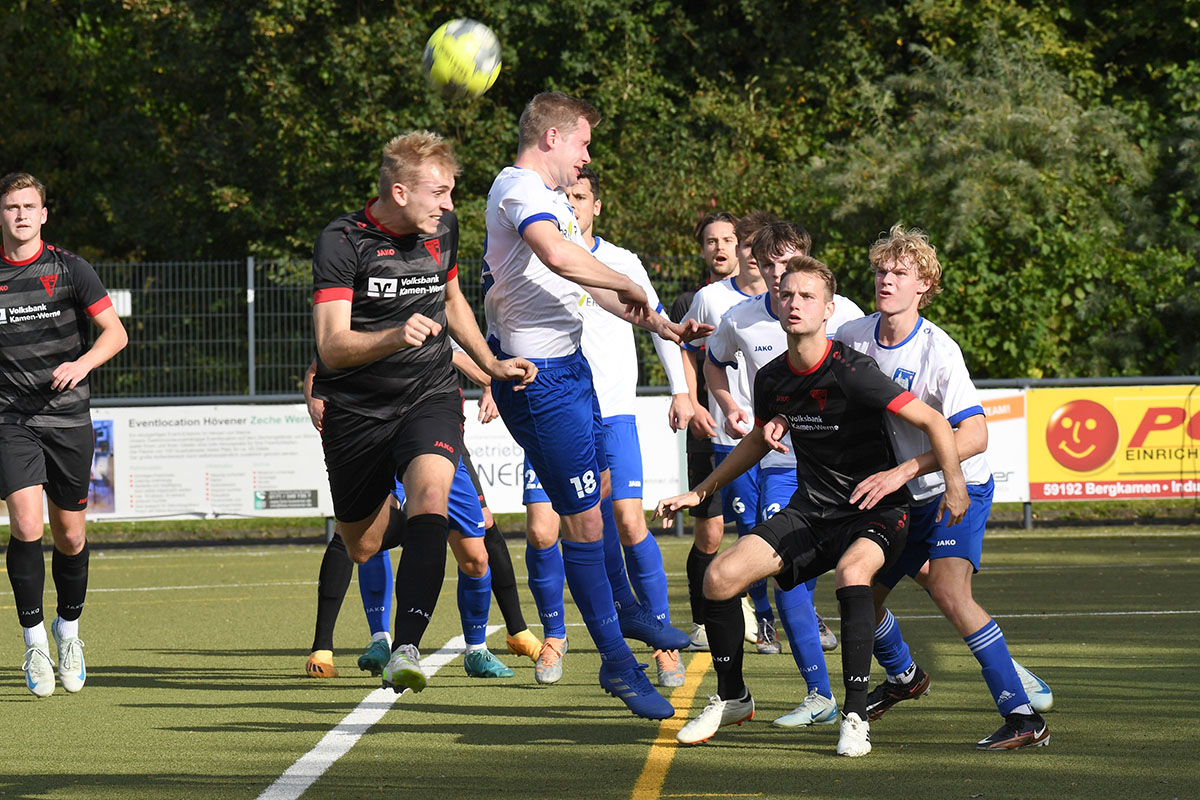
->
xmin=657 ymin=255 xmax=968 ymax=756
xmin=310 ymin=132 xmax=536 ymax=694
xmin=1 ymin=172 xmax=128 ymax=697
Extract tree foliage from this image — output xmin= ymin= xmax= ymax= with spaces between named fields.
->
xmin=1 ymin=0 xmax=1195 ymax=377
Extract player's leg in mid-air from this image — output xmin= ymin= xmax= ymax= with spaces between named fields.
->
xmin=713 ymin=447 xmax=776 ymax=653
xmin=756 ymin=468 xmax=838 ymax=728
xmin=493 ymin=350 xmax=673 ymax=719
xmin=866 ymin=481 xmax=1050 ymax=750
xmin=600 ymin=416 xmax=690 ymax=686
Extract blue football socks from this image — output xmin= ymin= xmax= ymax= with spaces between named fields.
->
xmin=776 ymin=581 xmax=832 ymax=697
xmin=525 ymin=541 xmax=567 ymax=639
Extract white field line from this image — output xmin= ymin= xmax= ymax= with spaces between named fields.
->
xmin=256 ymin=625 xmax=501 ymax=800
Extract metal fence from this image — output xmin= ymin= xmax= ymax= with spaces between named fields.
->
xmin=91 ymin=256 xmax=706 ymax=404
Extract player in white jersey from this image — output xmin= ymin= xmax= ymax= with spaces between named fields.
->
xmin=705 ymin=219 xmax=866 ymax=728
xmin=483 ymin=91 xmax=705 ymax=720
xmin=682 ymin=213 xmax=784 ymax=652
xmin=835 ymin=225 xmax=1050 ymax=750
xmin=521 ymin=167 xmax=693 ymax=687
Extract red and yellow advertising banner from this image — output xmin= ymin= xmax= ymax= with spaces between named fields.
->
xmin=1027 ymin=385 xmax=1200 ymax=500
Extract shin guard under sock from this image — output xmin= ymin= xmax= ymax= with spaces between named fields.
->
xmin=525 ymin=541 xmax=567 ymax=639
xmin=836 ymin=585 xmax=876 ymax=718
xmin=706 ymin=594 xmax=746 ymax=700
xmin=561 ymin=539 xmax=629 ymax=662
xmin=457 ymin=568 xmax=492 ymax=646
xmin=7 ymin=537 xmax=45 ymax=628
xmin=312 ymin=534 xmax=353 ymax=651
xmin=624 ymin=535 xmax=670 ymax=622
xmin=601 ymin=497 xmax=639 ymax=610
xmin=775 ymin=581 xmax=831 ymax=696
xmin=686 ymin=545 xmax=716 ymax=626
xmin=483 ymin=525 xmax=527 ymax=634
xmin=358 ymin=549 xmax=392 ymax=637
xmin=391 ymin=514 xmax=448 ymax=647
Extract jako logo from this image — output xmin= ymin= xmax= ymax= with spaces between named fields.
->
xmin=376 ymin=248 xmax=396 ymax=257
xmin=434 ymin=440 xmax=455 ymax=453
xmin=754 ymin=344 xmax=773 ymax=352
xmin=936 ymin=539 xmax=956 ymax=547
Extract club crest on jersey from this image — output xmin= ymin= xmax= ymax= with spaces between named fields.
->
xmin=40 ymin=275 xmax=58 ymax=296
xmin=424 ymin=239 xmax=442 ymax=266
xmin=367 ymin=277 xmax=398 ymax=298
xmin=810 ymin=389 xmax=828 ymax=410
xmin=892 ymin=368 xmax=916 ymax=390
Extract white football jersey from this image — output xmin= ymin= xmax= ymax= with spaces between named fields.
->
xmin=483 ymin=166 xmax=586 ymax=358
xmin=579 ymin=237 xmax=686 ymax=417
xmin=682 ymin=277 xmax=762 ymax=448
xmin=828 ymin=294 xmax=866 ymax=338
xmin=835 ymin=314 xmax=991 ymax=502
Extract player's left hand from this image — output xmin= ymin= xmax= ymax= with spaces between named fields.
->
xmin=937 ymin=480 xmax=969 ymax=526
xmin=850 ymin=467 xmax=907 ymax=510
xmin=762 ymin=415 xmax=790 ymax=454
xmin=653 ymin=491 xmax=702 ymax=528
xmin=667 ymin=393 xmax=694 ymax=432
xmin=50 ymin=360 xmax=91 ymax=392
xmin=490 ymin=357 xmax=538 ymax=390
xmin=478 ymin=385 xmax=499 ymax=423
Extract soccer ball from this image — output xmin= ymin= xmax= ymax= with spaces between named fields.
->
xmin=423 ymin=18 xmax=502 ymax=99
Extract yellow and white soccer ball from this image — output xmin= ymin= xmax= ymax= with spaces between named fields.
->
xmin=423 ymin=18 xmax=502 ymax=99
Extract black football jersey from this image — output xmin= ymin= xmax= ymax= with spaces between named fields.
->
xmin=753 ymin=339 xmax=916 ymax=514
xmin=311 ymin=203 xmax=459 ymax=419
xmin=0 ymin=243 xmax=112 ymax=426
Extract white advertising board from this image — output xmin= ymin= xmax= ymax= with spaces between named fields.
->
xmin=979 ymin=389 xmax=1030 ymax=503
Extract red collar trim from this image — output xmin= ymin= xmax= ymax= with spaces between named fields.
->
xmin=2 ymin=241 xmax=44 ymax=267
xmin=364 ymin=198 xmax=409 ymax=238
xmin=786 ymin=338 xmax=832 ymax=376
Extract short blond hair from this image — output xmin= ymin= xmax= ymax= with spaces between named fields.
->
xmin=378 ymin=131 xmax=460 ymax=197
xmin=869 ymin=224 xmax=943 ymax=309
xmin=783 ymin=254 xmax=836 ymax=302
xmin=0 ymin=172 xmax=46 ymax=205
xmin=518 ymin=91 xmax=601 ymax=153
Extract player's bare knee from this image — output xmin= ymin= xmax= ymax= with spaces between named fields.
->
xmin=458 ymin=554 xmax=488 ymax=578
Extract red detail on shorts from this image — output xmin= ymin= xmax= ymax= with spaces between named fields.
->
xmin=40 ymin=274 xmax=58 ymax=296
xmin=76 ymin=498 xmax=87 ymax=505
xmin=433 ymin=440 xmax=455 ymax=454
xmin=810 ymin=389 xmax=827 ymax=410
xmin=424 ymin=239 xmax=442 ymax=266
xmin=887 ymin=391 xmax=916 ymax=414
xmin=314 ymin=287 xmax=354 ymax=304
xmin=86 ymin=296 xmax=113 ymax=317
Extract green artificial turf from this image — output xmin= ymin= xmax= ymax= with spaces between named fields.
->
xmin=1 ymin=530 xmax=1197 ymax=799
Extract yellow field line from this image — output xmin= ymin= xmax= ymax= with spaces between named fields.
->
xmin=631 ymin=651 xmax=712 ymax=800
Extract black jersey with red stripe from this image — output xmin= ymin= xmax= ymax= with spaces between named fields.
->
xmin=753 ymin=339 xmax=916 ymax=515
xmin=0 ymin=242 xmax=113 ymax=426
xmin=311 ymin=203 xmax=460 ymax=419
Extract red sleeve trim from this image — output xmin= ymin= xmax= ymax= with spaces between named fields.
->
xmin=887 ymin=391 xmax=917 ymax=414
xmin=448 ymin=263 xmax=458 ymax=281
xmin=314 ymin=287 xmax=354 ymax=304
xmin=86 ymin=296 xmax=113 ymax=317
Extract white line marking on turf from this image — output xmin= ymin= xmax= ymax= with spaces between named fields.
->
xmin=257 ymin=625 xmax=501 ymax=800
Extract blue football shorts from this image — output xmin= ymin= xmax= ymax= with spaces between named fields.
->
xmin=879 ymin=476 xmax=994 ymax=588
xmin=391 ymin=455 xmax=485 ymax=537
xmin=491 ymin=345 xmax=607 ymax=516
xmin=714 ymin=445 xmax=761 ymax=535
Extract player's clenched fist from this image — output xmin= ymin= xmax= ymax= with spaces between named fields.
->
xmin=396 ymin=313 xmax=442 ymax=348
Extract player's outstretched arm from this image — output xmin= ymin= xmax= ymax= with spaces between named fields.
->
xmin=51 ymin=306 xmax=128 ymax=392
xmin=895 ymin=399 xmax=969 ymax=524
xmin=654 ymin=426 xmax=771 ymax=527
xmin=851 ymin=414 xmax=987 ymax=510
xmin=444 ymin=275 xmax=537 ymax=388
xmin=314 ymin=300 xmax=440 ymax=369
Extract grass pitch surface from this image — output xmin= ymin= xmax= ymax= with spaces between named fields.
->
xmin=2 ymin=529 xmax=1198 ymax=799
